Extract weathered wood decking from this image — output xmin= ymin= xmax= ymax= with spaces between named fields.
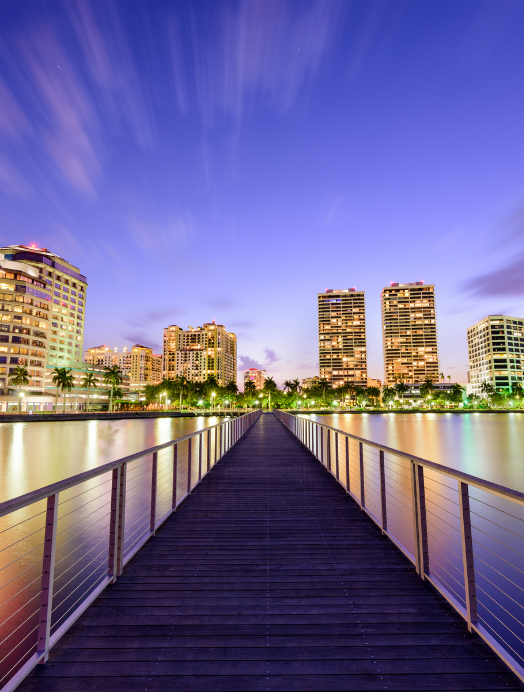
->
xmin=20 ymin=413 xmax=523 ymax=691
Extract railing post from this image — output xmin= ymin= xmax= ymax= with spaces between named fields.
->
xmin=207 ymin=429 xmax=211 ymax=473
xmin=109 ymin=465 xmax=125 ymax=581
xmin=411 ymin=462 xmax=429 ymax=578
xmin=359 ymin=442 xmax=365 ymax=508
xmin=315 ymin=425 xmax=318 ymax=458
xmin=345 ymin=436 xmax=350 ymax=493
xmin=37 ymin=492 xmax=59 ymax=663
xmin=172 ymin=444 xmax=178 ymax=509
xmin=459 ymin=482 xmax=478 ymax=631
xmin=327 ymin=430 xmax=331 ymax=471
xmin=198 ymin=433 xmax=202 ymax=481
xmin=379 ymin=450 xmax=387 ymax=533
xmin=215 ymin=427 xmax=218 ymax=464
xmin=321 ymin=428 xmax=324 ymax=465
xmin=187 ymin=438 xmax=192 ymax=494
xmin=150 ymin=452 xmax=158 ymax=534
xmin=335 ymin=432 xmax=339 ymax=480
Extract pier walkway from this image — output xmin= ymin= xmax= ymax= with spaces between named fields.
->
xmin=19 ymin=414 xmax=523 ymax=691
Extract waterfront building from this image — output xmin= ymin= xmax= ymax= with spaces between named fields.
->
xmin=163 ymin=322 xmax=237 ymax=385
xmin=318 ymin=288 xmax=367 ymax=388
xmin=467 ymin=315 xmax=524 ymax=395
xmin=84 ymin=344 xmax=157 ymax=387
xmin=367 ymin=378 xmax=381 ymax=388
xmin=0 ymin=244 xmax=87 ymax=371
xmin=302 ymin=376 xmax=321 ymax=390
xmin=381 ymin=282 xmax=439 ymax=386
xmin=244 ymin=368 xmax=266 ymax=390
xmin=151 ymin=353 xmax=162 ymax=384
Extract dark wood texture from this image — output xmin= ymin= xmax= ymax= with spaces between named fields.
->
xmin=21 ymin=414 xmax=524 ymax=691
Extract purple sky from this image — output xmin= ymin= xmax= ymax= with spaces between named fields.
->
xmin=2 ymin=0 xmax=524 ymax=386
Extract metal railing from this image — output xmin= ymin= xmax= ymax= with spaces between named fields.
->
xmin=0 ymin=409 xmax=261 ymax=691
xmin=275 ymin=410 xmax=524 ymax=683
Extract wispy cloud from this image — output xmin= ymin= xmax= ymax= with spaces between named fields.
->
xmin=462 ymin=250 xmax=524 ymax=298
xmin=126 ymin=211 xmax=192 ymax=252
xmin=127 ymin=310 xmax=182 ymax=328
xmin=238 ymin=347 xmax=280 ymax=371
xmin=190 ymin=0 xmax=345 ymax=126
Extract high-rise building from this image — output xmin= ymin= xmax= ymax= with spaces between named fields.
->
xmin=0 ymin=245 xmax=87 ymax=371
xmin=163 ymin=322 xmax=237 ymax=385
xmin=84 ymin=344 xmax=158 ymax=387
xmin=318 ymin=288 xmax=367 ymax=388
xmin=467 ymin=315 xmax=524 ymax=395
xmin=244 ymin=368 xmax=266 ymax=390
xmin=381 ymin=282 xmax=439 ymax=385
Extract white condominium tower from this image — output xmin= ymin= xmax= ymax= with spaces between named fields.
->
xmin=467 ymin=315 xmax=524 ymax=395
xmin=84 ymin=344 xmax=162 ymax=387
xmin=318 ymin=288 xmax=367 ymax=388
xmin=163 ymin=321 xmax=237 ymax=385
xmin=381 ymin=282 xmax=439 ymax=386
xmin=0 ymin=245 xmax=87 ymax=386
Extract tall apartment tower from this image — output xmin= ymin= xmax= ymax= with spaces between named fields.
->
xmin=84 ymin=344 xmax=158 ymax=387
xmin=467 ymin=315 xmax=524 ymax=395
xmin=381 ymin=282 xmax=439 ymax=385
xmin=244 ymin=368 xmax=266 ymax=390
xmin=318 ymin=288 xmax=367 ymax=388
xmin=0 ymin=245 xmax=87 ymax=377
xmin=163 ymin=322 xmax=237 ymax=385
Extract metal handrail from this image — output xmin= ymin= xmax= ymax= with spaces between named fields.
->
xmin=274 ymin=410 xmax=524 ymax=684
xmin=0 ymin=409 xmax=262 ymax=692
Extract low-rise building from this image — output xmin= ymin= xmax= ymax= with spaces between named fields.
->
xmin=244 ymin=368 xmax=266 ymax=390
xmin=302 ymin=376 xmax=321 ymax=390
xmin=367 ymin=378 xmax=381 ymax=388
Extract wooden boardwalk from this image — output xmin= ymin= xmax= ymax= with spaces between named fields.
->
xmin=20 ymin=413 xmax=524 ymax=691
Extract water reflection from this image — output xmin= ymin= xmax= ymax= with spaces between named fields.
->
xmin=305 ymin=413 xmax=524 ymax=491
xmin=0 ymin=416 xmax=218 ymax=503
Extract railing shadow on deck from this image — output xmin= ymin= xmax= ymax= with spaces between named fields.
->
xmin=275 ymin=410 xmax=524 ymax=684
xmin=0 ymin=410 xmax=262 ymax=691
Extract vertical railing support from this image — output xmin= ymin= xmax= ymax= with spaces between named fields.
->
xmin=345 ymin=437 xmax=350 ymax=493
xmin=207 ymin=429 xmax=211 ymax=473
xmin=335 ymin=432 xmax=339 ymax=480
xmin=327 ymin=430 xmax=331 ymax=472
xmin=359 ymin=442 xmax=365 ymax=508
xmin=198 ymin=433 xmax=202 ymax=481
xmin=150 ymin=452 xmax=158 ymax=534
xmin=459 ymin=482 xmax=478 ymax=631
xmin=379 ymin=450 xmax=387 ymax=533
xmin=37 ymin=493 xmax=59 ymax=663
xmin=187 ymin=438 xmax=192 ymax=494
xmin=412 ymin=462 xmax=429 ymax=578
xmin=172 ymin=444 xmax=178 ymax=509
xmin=321 ymin=428 xmax=324 ymax=465
xmin=109 ymin=465 xmax=124 ymax=581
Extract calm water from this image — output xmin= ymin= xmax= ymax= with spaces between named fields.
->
xmin=305 ymin=412 xmax=524 ymax=491
xmin=0 ymin=416 xmax=220 ymax=503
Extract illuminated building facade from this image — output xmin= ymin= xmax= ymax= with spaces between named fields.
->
xmin=381 ymin=282 xmax=439 ymax=385
xmin=467 ymin=315 xmax=524 ymax=395
xmin=84 ymin=344 xmax=157 ymax=387
xmin=0 ymin=245 xmax=87 ymax=374
xmin=244 ymin=368 xmax=266 ymax=390
xmin=163 ymin=322 xmax=237 ymax=385
xmin=318 ymin=289 xmax=367 ymax=388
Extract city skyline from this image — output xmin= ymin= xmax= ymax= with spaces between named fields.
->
xmin=2 ymin=1 xmax=524 ymax=385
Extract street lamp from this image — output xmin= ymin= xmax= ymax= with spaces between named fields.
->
xmin=212 ymin=391 xmax=216 ymax=413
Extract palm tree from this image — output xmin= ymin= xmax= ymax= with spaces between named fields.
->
xmin=262 ymin=376 xmax=278 ymax=409
xmin=480 ymin=380 xmax=496 ymax=407
xmin=225 ymin=381 xmax=238 ymax=411
xmin=450 ymin=383 xmax=464 ymax=406
xmin=382 ymin=386 xmax=396 ymax=407
xmin=394 ymin=381 xmax=409 ymax=406
xmin=82 ymin=371 xmax=97 ymax=412
xmin=52 ymin=367 xmax=74 ymax=413
xmin=244 ymin=380 xmax=257 ymax=397
xmin=103 ymin=365 xmax=124 ymax=413
xmin=292 ymin=378 xmax=301 ymax=409
xmin=9 ymin=365 xmax=29 ymax=413
xmin=317 ymin=378 xmax=330 ymax=405
xmin=447 ymin=375 xmax=452 ymax=384
xmin=283 ymin=380 xmax=294 ymax=393
xmin=512 ymin=382 xmax=524 ymax=408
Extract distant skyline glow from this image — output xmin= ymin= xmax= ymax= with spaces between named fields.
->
xmin=2 ymin=0 xmax=524 ymax=385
